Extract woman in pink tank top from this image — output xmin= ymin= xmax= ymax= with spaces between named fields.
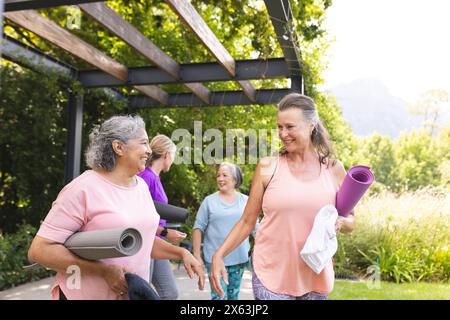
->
xmin=210 ymin=93 xmax=356 ymax=300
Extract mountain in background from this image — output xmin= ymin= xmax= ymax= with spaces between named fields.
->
xmin=328 ymin=78 xmax=422 ymax=138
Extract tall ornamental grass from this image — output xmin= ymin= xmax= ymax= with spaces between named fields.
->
xmin=335 ymin=187 xmax=449 ymax=283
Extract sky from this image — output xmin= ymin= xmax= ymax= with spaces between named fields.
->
xmin=321 ymin=0 xmax=450 ymax=104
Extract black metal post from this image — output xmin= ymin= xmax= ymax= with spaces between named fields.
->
xmin=64 ymin=93 xmax=84 ymax=184
xmin=264 ymin=0 xmax=305 ymax=95
xmin=1 ymin=0 xmax=4 ymax=57
xmin=129 ymin=89 xmax=291 ymax=109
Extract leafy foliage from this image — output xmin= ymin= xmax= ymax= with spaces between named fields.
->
xmin=1 ymin=0 xmax=448 ymax=289
xmin=0 ymin=224 xmax=55 ymax=290
xmin=335 ymin=188 xmax=450 ymax=283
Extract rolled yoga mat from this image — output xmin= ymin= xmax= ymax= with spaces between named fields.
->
xmin=64 ymin=228 xmax=143 ymax=260
xmin=336 ymin=165 xmax=375 ymax=217
xmin=153 ymin=201 xmax=189 ymax=223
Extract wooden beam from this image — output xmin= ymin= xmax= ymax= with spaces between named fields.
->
xmin=4 ymin=10 xmax=168 ymax=105
xmin=134 ymin=86 xmax=168 ymax=105
xmin=79 ymin=2 xmax=179 ymax=79
xmin=237 ymin=80 xmax=256 ymax=101
xmin=165 ymin=0 xmax=256 ymax=102
xmin=4 ymin=10 xmax=128 ymax=81
xmin=4 ymin=0 xmax=100 ymax=12
xmin=164 ymin=0 xmax=235 ymax=76
xmin=184 ymin=83 xmax=210 ymax=105
xmin=79 ymin=2 xmax=210 ymax=104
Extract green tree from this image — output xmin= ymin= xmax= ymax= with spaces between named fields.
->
xmin=408 ymin=89 xmax=450 ymax=136
xmin=356 ymin=133 xmax=398 ymax=191
xmin=394 ymin=130 xmax=441 ymax=191
xmin=1 ymin=0 xmax=343 ymax=235
xmin=436 ymin=124 xmax=450 ymax=188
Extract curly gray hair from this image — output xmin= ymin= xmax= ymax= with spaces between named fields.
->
xmin=85 ymin=115 xmax=146 ymax=171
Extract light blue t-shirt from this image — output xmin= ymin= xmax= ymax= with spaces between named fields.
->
xmin=193 ymin=191 xmax=254 ymax=266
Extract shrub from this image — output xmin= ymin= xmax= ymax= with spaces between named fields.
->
xmin=0 ymin=224 xmax=55 ymax=290
xmin=335 ymin=188 xmax=450 ymax=283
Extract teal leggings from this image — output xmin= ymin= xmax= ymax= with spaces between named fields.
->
xmin=205 ymin=262 xmax=247 ymax=300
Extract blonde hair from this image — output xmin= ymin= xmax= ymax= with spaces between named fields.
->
xmin=147 ymin=134 xmax=176 ymax=166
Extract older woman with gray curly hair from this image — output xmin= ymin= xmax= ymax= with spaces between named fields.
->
xmin=28 ymin=115 xmax=205 ymax=300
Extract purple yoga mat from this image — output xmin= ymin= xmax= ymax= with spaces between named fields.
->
xmin=336 ymin=165 xmax=374 ymax=217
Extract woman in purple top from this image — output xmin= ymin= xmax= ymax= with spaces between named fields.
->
xmin=138 ymin=134 xmax=186 ymax=299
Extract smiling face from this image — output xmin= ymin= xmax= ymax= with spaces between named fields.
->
xmin=277 ymin=108 xmax=314 ymax=153
xmin=216 ymin=165 xmax=236 ymax=193
xmin=116 ymin=128 xmax=151 ymax=175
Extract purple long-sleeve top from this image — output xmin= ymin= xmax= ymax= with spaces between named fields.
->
xmin=138 ymin=167 xmax=168 ymax=238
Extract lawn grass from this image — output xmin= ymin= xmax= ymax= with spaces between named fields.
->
xmin=329 ymin=279 xmax=450 ymax=300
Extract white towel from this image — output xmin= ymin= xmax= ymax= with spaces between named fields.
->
xmin=300 ymin=204 xmax=338 ymax=274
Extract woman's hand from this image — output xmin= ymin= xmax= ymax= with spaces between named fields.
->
xmin=193 ymin=253 xmax=205 ymax=271
xmin=166 ymin=229 xmax=187 ymax=244
xmin=335 ymin=216 xmax=345 ymax=233
xmin=101 ymin=264 xmax=129 ymax=297
xmin=181 ymin=249 xmax=206 ymax=291
xmin=210 ymin=254 xmax=228 ymax=298
xmin=335 ymin=214 xmax=355 ymax=233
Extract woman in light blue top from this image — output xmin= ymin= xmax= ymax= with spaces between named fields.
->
xmin=193 ymin=162 xmax=256 ymax=300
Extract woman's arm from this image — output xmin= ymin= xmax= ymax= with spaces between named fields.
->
xmin=151 ymin=236 xmax=187 ymax=260
xmin=156 ymin=226 xmax=186 ymax=244
xmin=192 ymin=228 xmax=204 ymax=266
xmin=210 ymin=157 xmax=273 ymax=297
xmin=28 ymin=236 xmax=128 ymax=296
xmin=212 ymin=157 xmax=275 ymax=260
xmin=331 ymin=160 xmax=356 ymax=233
xmin=151 ymin=237 xmax=205 ymax=290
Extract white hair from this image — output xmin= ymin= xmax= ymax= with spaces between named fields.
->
xmin=219 ymin=162 xmax=243 ymax=188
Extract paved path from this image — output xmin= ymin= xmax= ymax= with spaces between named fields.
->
xmin=0 ymin=266 xmax=254 ymax=300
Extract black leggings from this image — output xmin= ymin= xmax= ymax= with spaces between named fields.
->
xmin=59 ymin=287 xmax=67 ymax=300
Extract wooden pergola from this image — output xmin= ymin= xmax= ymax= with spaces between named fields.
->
xmin=1 ymin=0 xmax=304 ymax=183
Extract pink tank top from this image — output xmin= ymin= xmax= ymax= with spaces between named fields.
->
xmin=252 ymin=155 xmax=338 ymax=296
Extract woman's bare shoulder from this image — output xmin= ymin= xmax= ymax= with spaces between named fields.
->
xmin=329 ymin=159 xmax=346 ymax=185
xmin=255 ymin=156 xmax=278 ymax=189
xmin=258 ymin=156 xmax=278 ymax=176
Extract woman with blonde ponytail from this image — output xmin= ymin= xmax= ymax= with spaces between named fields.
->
xmin=138 ymin=134 xmax=186 ymax=299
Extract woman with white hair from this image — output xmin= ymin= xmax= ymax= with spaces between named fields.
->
xmin=27 ymin=115 xmax=205 ymax=300
xmin=193 ymin=162 xmax=256 ymax=300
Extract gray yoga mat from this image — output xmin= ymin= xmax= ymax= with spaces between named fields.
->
xmin=64 ymin=228 xmax=143 ymax=260
xmin=153 ymin=201 xmax=189 ymax=223
xmin=24 ymin=228 xmax=143 ymax=270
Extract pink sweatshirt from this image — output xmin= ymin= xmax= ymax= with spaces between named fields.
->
xmin=36 ymin=170 xmax=159 ymax=300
